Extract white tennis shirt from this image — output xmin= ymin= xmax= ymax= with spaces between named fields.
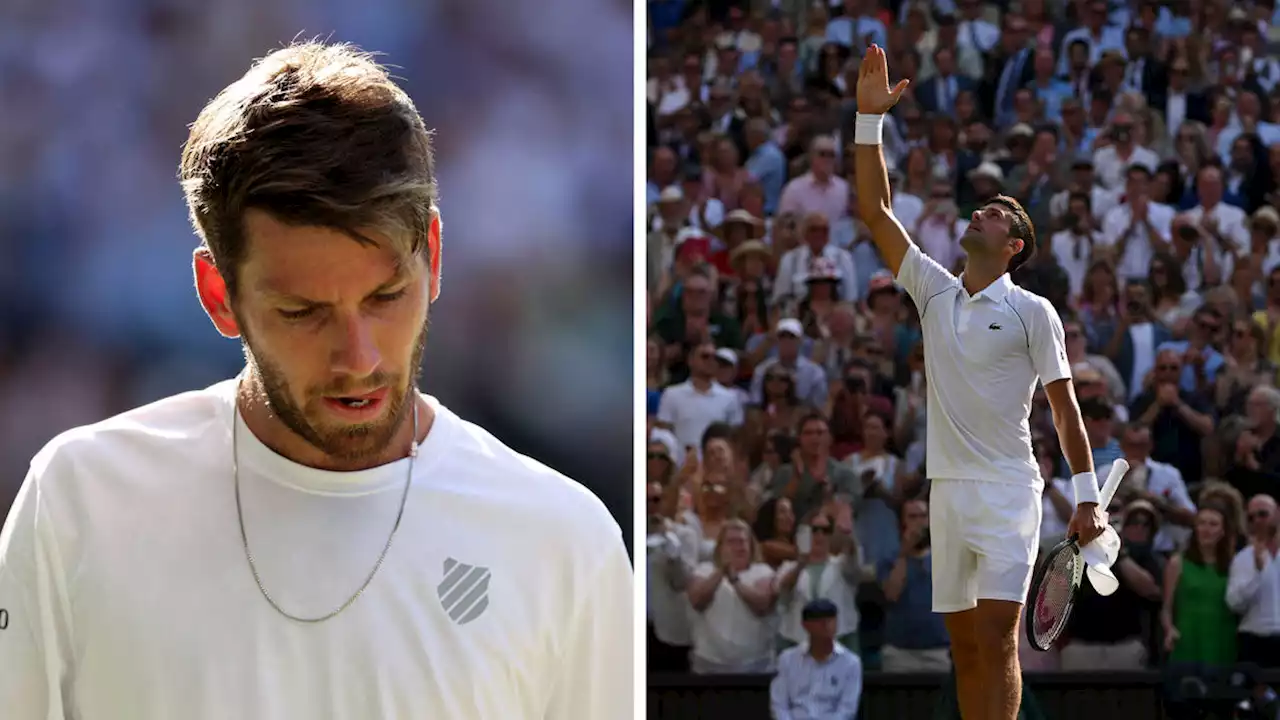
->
xmin=0 ymin=380 xmax=632 ymax=719
xmin=897 ymin=243 xmax=1072 ymax=489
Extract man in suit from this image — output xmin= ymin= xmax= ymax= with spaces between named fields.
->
xmin=917 ymin=46 xmax=978 ymax=116
xmin=982 ymin=15 xmax=1036 ymax=129
xmin=1162 ymin=56 xmax=1210 ymax=140
xmin=1121 ymin=25 xmax=1168 ymax=111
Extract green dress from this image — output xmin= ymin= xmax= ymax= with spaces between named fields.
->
xmin=1170 ymin=558 xmax=1237 ymax=665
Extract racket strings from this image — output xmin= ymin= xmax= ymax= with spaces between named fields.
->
xmin=1032 ymin=550 xmax=1079 ymax=643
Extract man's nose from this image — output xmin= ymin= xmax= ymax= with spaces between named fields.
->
xmin=331 ymin=315 xmax=381 ymax=377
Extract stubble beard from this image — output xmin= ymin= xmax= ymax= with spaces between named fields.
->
xmin=240 ymin=316 xmax=430 ymax=465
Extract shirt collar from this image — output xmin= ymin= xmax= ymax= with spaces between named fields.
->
xmin=960 ymin=272 xmax=1015 ymax=303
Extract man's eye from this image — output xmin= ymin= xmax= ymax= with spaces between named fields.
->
xmin=278 ymin=307 xmax=316 ymax=321
xmin=373 ymin=289 xmax=407 ymax=304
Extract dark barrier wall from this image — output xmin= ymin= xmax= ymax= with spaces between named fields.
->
xmin=649 ymin=671 xmax=1280 ymax=720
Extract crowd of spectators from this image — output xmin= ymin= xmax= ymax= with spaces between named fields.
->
xmin=645 ymin=0 xmax=1280 ymax=714
xmin=0 ymin=0 xmax=635 ymax=540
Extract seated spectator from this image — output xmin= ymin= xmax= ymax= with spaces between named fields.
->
xmin=744 ymin=365 xmax=808 ymax=454
xmin=1114 ymin=423 xmax=1197 ymax=555
xmin=846 ymin=411 xmax=922 ymax=566
xmin=770 ymin=598 xmax=863 ymax=720
xmin=753 ymin=496 xmax=799 ymax=569
xmin=767 ymin=413 xmax=861 ymax=522
xmin=646 ymin=477 xmax=699 ymax=673
xmin=1214 ymin=319 xmax=1274 ymax=419
xmin=1130 ymin=348 xmax=1215 ymax=485
xmin=653 ymin=267 xmax=745 ymax=381
xmin=1161 ymin=504 xmax=1239 ymax=667
xmin=686 ymin=519 xmax=779 ymax=674
xmin=1061 ymin=498 xmax=1163 ymax=670
xmin=1227 ymin=385 xmax=1280 ymax=501
xmin=877 ymin=499 xmax=951 ymax=673
xmin=827 ymin=358 xmax=895 ymax=458
xmin=775 ymin=504 xmax=863 ymax=654
xmin=688 ymin=470 xmax=737 ymax=565
xmin=655 ymin=341 xmax=746 ymax=452
xmin=750 ymin=317 xmax=830 ymax=408
xmin=1226 ymin=494 xmax=1280 ymax=667
xmin=1079 ymin=396 xmax=1124 ymax=468
xmin=1157 ymin=306 xmax=1226 ymax=395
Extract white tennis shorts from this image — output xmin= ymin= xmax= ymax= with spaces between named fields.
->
xmin=929 ymin=478 xmax=1042 ymax=613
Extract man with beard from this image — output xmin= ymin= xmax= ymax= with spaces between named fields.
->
xmin=854 ymin=46 xmax=1107 ymax=720
xmin=0 ymin=43 xmax=630 ymax=720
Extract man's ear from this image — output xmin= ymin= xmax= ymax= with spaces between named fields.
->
xmin=427 ymin=213 xmax=442 ymax=303
xmin=193 ymin=248 xmax=241 ymax=339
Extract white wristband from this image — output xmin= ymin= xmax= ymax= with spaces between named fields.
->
xmin=854 ymin=113 xmax=884 ymax=145
xmin=1071 ymin=471 xmax=1101 ymax=506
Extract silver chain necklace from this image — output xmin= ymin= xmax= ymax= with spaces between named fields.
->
xmin=233 ymin=399 xmax=418 ymax=623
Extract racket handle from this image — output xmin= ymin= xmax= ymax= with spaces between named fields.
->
xmin=1099 ymin=459 xmax=1129 ymax=508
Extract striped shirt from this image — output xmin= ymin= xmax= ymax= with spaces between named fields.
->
xmin=769 ymin=642 xmax=863 ymax=720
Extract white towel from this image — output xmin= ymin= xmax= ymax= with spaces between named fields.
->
xmin=1081 ymin=523 xmax=1122 ymax=596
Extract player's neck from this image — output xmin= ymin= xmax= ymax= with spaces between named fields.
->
xmin=960 ymin=259 xmax=1006 ymax=296
xmin=236 ymin=377 xmax=432 ymax=472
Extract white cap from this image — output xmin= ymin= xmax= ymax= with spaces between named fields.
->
xmin=658 ymin=186 xmax=684 ymax=203
xmin=776 ymin=318 xmax=804 ymax=337
xmin=714 ymin=348 xmax=739 ymax=367
xmin=969 ymin=161 xmax=1004 ymax=182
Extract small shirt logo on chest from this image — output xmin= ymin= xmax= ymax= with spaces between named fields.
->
xmin=988 ymin=323 xmax=1002 ymax=331
xmin=438 ymin=557 xmax=491 ymax=625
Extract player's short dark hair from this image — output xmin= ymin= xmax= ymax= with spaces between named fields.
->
xmin=180 ymin=41 xmax=438 ymax=299
xmin=984 ymin=194 xmax=1037 ymax=274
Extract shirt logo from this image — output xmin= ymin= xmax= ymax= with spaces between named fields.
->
xmin=988 ymin=323 xmax=1002 ymax=331
xmin=437 ymin=557 xmax=491 ymax=625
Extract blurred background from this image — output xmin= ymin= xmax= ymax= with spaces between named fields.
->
xmin=0 ymin=0 xmax=635 ymax=550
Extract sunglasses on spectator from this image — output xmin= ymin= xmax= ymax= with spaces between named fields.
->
xmin=810 ymin=524 xmax=833 ymax=534
xmin=1248 ymin=510 xmax=1272 ymax=521
xmin=647 ymin=451 xmax=670 ymax=461
xmin=1158 ymin=364 xmax=1179 ymax=371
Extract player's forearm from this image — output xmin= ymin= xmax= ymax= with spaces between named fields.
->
xmin=1052 ymin=407 xmax=1096 ymax=505
xmin=854 ymin=143 xmax=893 ymax=223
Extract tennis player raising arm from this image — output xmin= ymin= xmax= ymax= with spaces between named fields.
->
xmin=854 ymin=46 xmax=1106 ymax=720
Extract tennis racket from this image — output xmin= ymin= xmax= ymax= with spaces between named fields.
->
xmin=1024 ymin=458 xmax=1128 ymax=652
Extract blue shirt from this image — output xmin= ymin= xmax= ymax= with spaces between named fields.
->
xmin=745 ymin=142 xmax=787 ymax=215
xmin=825 ymin=16 xmax=887 ymax=50
xmin=1157 ymin=340 xmax=1224 ymax=394
xmin=770 ymin=643 xmax=863 ymax=720
xmin=877 ymin=553 xmax=950 ymax=650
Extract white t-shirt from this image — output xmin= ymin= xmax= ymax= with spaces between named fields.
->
xmin=0 ymin=380 xmax=631 ymax=720
xmin=656 ymin=380 xmax=744 ymax=451
xmin=687 ymin=562 xmax=776 ymax=667
xmin=896 ymin=243 xmax=1072 ymax=488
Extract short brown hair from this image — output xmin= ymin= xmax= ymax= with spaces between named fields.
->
xmin=180 ymin=41 xmax=438 ymax=297
xmin=985 ymin=194 xmax=1037 ymax=273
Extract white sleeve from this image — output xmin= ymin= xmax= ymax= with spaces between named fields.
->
xmin=0 ymin=468 xmax=69 ymax=720
xmin=1027 ymin=297 xmax=1072 ymax=385
xmin=894 ymin=243 xmax=958 ymax=315
xmin=545 ymin=525 xmax=633 ymax=720
xmin=1225 ymin=548 xmax=1266 ymax=614
xmin=1100 ymin=207 xmax=1126 ymax=246
xmin=656 ymin=388 xmax=677 ymax=426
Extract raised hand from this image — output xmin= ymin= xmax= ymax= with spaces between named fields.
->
xmin=856 ymin=45 xmax=910 ymax=115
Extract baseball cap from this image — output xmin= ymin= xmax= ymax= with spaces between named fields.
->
xmin=776 ymin=318 xmax=804 ymax=337
xmin=714 ymin=348 xmax=738 ymax=368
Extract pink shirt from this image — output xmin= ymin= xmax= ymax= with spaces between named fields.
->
xmin=778 ymin=172 xmax=849 ymax=226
